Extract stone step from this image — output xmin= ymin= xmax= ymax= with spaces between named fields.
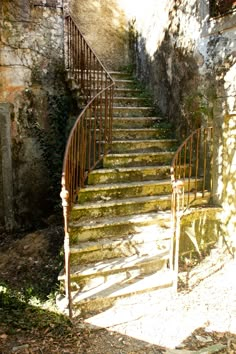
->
xmin=71 ymin=194 xmax=172 ymax=221
xmin=78 ymin=180 xmax=172 ymax=204
xmin=112 ymin=96 xmax=151 ymax=107
xmin=113 ymin=79 xmax=136 ymax=88
xmin=68 ymin=267 xmax=174 ymax=313
xmin=113 ymin=88 xmax=143 ymax=97
xmin=70 ymin=211 xmax=171 ymax=243
xmin=83 ymin=117 xmax=164 ymax=129
xmin=112 ymin=128 xmax=172 ymax=140
xmin=103 ymin=151 xmax=175 ymax=168
xmin=110 ymin=139 xmax=177 ymax=153
xmin=109 ymin=71 xmax=133 ymax=80
xmin=70 ymin=232 xmax=170 ymax=265
xmin=113 ymin=106 xmax=155 ymax=117
xmin=71 ymin=191 xmax=210 ymax=223
xmin=77 ymin=87 xmax=144 ymax=98
xmin=112 ymin=116 xmax=163 ymax=128
xmin=88 ymin=165 xmax=171 ymax=185
xmin=77 ymin=178 xmax=201 ymax=204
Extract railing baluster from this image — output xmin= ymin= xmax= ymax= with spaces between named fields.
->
xmin=203 ymin=128 xmax=208 ymax=196
xmin=61 ymin=15 xmax=114 ymax=317
xmin=170 ymin=127 xmax=213 ymax=292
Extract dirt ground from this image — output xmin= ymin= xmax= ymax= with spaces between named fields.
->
xmin=0 ymin=227 xmax=236 ymax=353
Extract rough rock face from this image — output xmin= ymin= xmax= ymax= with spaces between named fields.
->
xmin=69 ymin=0 xmax=130 ymax=70
xmin=0 ymin=0 xmax=74 ymax=230
xmin=129 ymin=0 xmax=235 ymax=251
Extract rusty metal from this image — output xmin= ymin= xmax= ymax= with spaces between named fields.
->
xmin=170 ymin=127 xmax=213 ymax=291
xmin=61 ymin=15 xmax=114 ymax=317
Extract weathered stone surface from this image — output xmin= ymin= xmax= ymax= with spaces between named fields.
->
xmin=70 ymin=0 xmax=130 ymax=70
xmin=124 ymin=0 xmax=236 ymax=250
xmin=0 ymin=0 xmax=74 ymax=229
xmin=179 ymin=207 xmax=224 ymax=255
xmin=0 ymin=103 xmax=14 ymax=230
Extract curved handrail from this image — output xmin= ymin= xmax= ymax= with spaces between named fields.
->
xmin=61 ymin=15 xmax=115 ymax=317
xmin=170 ymin=127 xmax=213 ymax=291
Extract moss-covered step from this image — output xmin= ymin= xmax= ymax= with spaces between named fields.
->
xmin=110 ymin=139 xmax=177 ymax=153
xmin=70 ymin=230 xmax=171 ymax=265
xmin=109 ymin=71 xmax=133 ymax=80
xmin=59 ymin=253 xmax=169 ymax=292
xmin=113 ymin=79 xmax=136 ymax=88
xmin=112 ymin=97 xmax=152 ymax=107
xmin=71 ymin=191 xmax=210 ymax=222
xmin=88 ymin=165 xmax=171 ymax=185
xmin=77 ymin=178 xmax=202 ymax=204
xmin=88 ymin=165 xmax=190 ymax=185
xmin=112 ymin=128 xmax=171 ymax=140
xmin=69 ymin=211 xmax=171 ymax=243
xmin=78 ymin=180 xmax=171 ymax=204
xmin=113 ymin=88 xmax=143 ymax=97
xmin=103 ymin=151 xmax=175 ymax=168
xmin=112 ymin=117 xmax=163 ymax=128
xmin=71 ymin=194 xmax=172 ymax=221
xmin=68 ymin=266 xmax=173 ymax=313
xmin=113 ymin=106 xmax=155 ymax=117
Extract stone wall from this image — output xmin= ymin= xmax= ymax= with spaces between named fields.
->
xmin=126 ymin=0 xmax=236 ymax=250
xmin=221 ymin=114 xmax=236 ymax=252
xmin=131 ymin=0 xmax=236 ymax=133
xmin=69 ymin=0 xmax=130 ymax=70
xmin=180 ymin=207 xmax=223 ymax=256
xmin=0 ymin=0 xmax=74 ymax=230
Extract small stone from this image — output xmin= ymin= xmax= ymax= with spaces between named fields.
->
xmin=0 ymin=333 xmax=7 ymax=340
xmin=195 ymin=335 xmax=213 ymax=343
xmin=196 ymin=344 xmax=226 ymax=353
xmin=12 ymin=344 xmax=29 ymax=352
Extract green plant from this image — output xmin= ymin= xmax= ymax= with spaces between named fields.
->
xmin=33 ymin=93 xmax=71 ymax=211
xmin=182 ymin=90 xmax=214 ymax=131
xmin=0 ymin=283 xmax=72 ymax=335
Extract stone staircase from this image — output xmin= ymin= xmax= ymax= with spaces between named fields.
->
xmin=60 ymin=71 xmax=181 ymax=315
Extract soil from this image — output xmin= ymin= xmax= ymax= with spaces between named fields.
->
xmin=0 ymin=226 xmax=236 ymax=353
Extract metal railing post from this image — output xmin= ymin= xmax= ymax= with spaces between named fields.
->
xmin=60 ymin=15 xmax=115 ymax=316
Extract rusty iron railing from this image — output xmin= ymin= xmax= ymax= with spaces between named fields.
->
xmin=170 ymin=127 xmax=213 ymax=291
xmin=60 ymin=15 xmax=114 ymax=317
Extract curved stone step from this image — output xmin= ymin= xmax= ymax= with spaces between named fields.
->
xmin=112 ymin=128 xmax=172 ymax=140
xmin=78 ymin=180 xmax=172 ymax=204
xmin=67 ymin=267 xmax=174 ymax=313
xmin=70 ymin=227 xmax=170 ymax=263
xmin=88 ymin=165 xmax=171 ymax=185
xmin=110 ymin=139 xmax=177 ymax=153
xmin=114 ymin=88 xmax=143 ymax=97
xmin=71 ymin=190 xmax=209 ymax=222
xmin=113 ymin=79 xmax=137 ymax=88
xmin=70 ymin=211 xmax=171 ymax=243
xmin=113 ymin=106 xmax=155 ymax=117
xmin=78 ymin=178 xmax=202 ymax=204
xmin=71 ymin=194 xmax=172 ymax=221
xmin=109 ymin=71 xmax=133 ymax=80
xmin=103 ymin=151 xmax=175 ymax=168
xmin=112 ymin=97 xmax=152 ymax=107
xmin=113 ymin=117 xmax=163 ymax=128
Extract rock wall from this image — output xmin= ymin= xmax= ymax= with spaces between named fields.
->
xmin=69 ymin=0 xmax=130 ymax=70
xmin=127 ymin=0 xmax=236 ymax=250
xmin=180 ymin=207 xmax=223 ymax=256
xmin=0 ymin=0 xmax=74 ymax=230
xmin=221 ymin=114 xmax=236 ymax=253
xmin=132 ymin=0 xmax=236 ymax=132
